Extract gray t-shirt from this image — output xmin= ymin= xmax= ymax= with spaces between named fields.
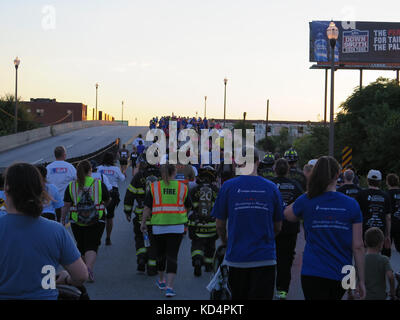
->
xmin=365 ymin=253 xmax=393 ymax=300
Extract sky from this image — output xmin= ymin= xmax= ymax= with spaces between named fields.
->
xmin=0 ymin=0 xmax=399 ymax=126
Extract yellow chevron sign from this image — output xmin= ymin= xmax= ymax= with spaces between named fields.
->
xmin=342 ymin=146 xmax=352 ymax=171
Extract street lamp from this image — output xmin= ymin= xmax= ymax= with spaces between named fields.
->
xmin=223 ymin=78 xmax=228 ymax=127
xmin=95 ymin=83 xmax=99 ymax=121
xmin=204 ymin=96 xmax=207 ymax=118
xmin=327 ymin=21 xmax=339 ymax=157
xmin=14 ymin=57 xmax=20 ymax=133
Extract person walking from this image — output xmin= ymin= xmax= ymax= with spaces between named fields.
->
xmin=356 ymin=170 xmax=391 ymax=257
xmin=119 ymin=144 xmax=130 ymax=175
xmin=36 ymin=165 xmax=64 ymax=221
xmin=61 ymin=160 xmax=110 ymax=282
xmin=212 ymin=150 xmax=284 ymax=300
xmin=337 ymin=169 xmax=362 ymax=199
xmin=141 ymin=163 xmax=192 ymax=297
xmin=97 ymin=152 xmax=125 ymax=245
xmin=0 ymin=163 xmax=87 ymax=299
xmin=386 ymin=173 xmax=400 ymax=253
xmin=284 ymin=156 xmax=365 ymax=300
xmin=271 ymin=158 xmax=304 ymax=300
xmin=46 ymin=146 xmax=77 ymax=222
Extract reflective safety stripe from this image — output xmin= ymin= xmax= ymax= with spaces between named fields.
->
xmin=124 ymin=205 xmax=132 ymax=212
xmin=152 ymin=206 xmax=186 ymax=214
xmin=148 ymin=259 xmax=157 ymax=267
xmin=178 ymin=182 xmax=187 ymax=205
xmin=136 ymin=248 xmax=147 ymax=255
xmin=134 ymin=207 xmax=144 ymax=214
xmin=204 ymin=257 xmax=214 ymax=264
xmin=191 ymin=250 xmax=204 ymax=257
xmin=195 ymin=233 xmax=217 ymax=238
xmin=152 ymin=182 xmax=161 ymax=206
xmin=127 ymin=184 xmax=135 ymax=193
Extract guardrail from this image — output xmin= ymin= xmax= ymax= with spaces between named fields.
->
xmin=0 ymin=120 xmax=119 ymax=154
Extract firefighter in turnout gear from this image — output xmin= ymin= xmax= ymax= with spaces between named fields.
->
xmin=188 ymin=166 xmax=219 ymax=277
xmin=284 ymin=148 xmax=307 ymax=191
xmin=124 ymin=154 xmax=161 ymax=276
xmin=257 ymin=153 xmax=275 ymax=180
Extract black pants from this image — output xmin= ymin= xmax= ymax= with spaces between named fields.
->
xmin=71 ymin=222 xmax=105 ymax=255
xmin=301 ymin=275 xmax=345 ymax=300
xmin=106 ymin=188 xmax=120 ymax=219
xmin=392 ymin=231 xmax=400 ymax=253
xmin=133 ymin=218 xmax=157 ymax=272
xmin=153 ymin=233 xmax=183 ymax=274
xmin=228 ymin=265 xmax=276 ymax=300
xmin=276 ymin=233 xmax=298 ymax=292
xmin=191 ymin=236 xmax=216 ymax=267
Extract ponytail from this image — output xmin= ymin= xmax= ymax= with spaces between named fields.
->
xmin=160 ymin=163 xmax=176 ymax=186
xmin=307 ymin=156 xmax=340 ymax=199
xmin=77 ymin=160 xmax=91 ymax=190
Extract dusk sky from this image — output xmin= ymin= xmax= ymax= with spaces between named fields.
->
xmin=0 ymin=0 xmax=399 ymax=125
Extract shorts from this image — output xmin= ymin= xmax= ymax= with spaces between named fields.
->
xmin=71 ymin=222 xmax=105 ymax=254
xmin=120 ymin=159 xmax=128 ymax=166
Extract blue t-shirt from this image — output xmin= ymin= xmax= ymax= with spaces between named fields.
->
xmin=293 ymin=191 xmax=363 ymax=281
xmin=211 ymin=175 xmax=284 ymax=263
xmin=43 ymin=183 xmax=64 ymax=215
xmin=0 ymin=214 xmax=81 ymax=300
xmin=137 ymin=144 xmax=145 ymax=154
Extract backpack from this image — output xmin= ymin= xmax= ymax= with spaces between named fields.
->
xmin=71 ymin=181 xmax=101 ymax=225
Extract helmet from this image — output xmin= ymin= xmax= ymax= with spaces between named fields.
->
xmin=261 ymin=153 xmax=275 ymax=166
xmin=197 ymin=165 xmax=217 ymax=183
xmin=284 ymin=148 xmax=298 ymax=163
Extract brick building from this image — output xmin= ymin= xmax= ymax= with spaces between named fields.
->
xmin=21 ymin=98 xmax=114 ymax=126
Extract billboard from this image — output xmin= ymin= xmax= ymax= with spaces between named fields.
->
xmin=310 ymin=21 xmax=400 ymax=68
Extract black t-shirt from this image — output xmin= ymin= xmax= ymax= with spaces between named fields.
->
xmin=144 ymin=182 xmax=193 ymax=210
xmin=130 ymin=152 xmax=139 ymax=165
xmin=356 ymin=188 xmax=391 ymax=234
xmin=288 ymin=167 xmax=307 ymax=191
xmin=271 ymin=176 xmax=304 ymax=234
xmin=64 ymin=181 xmax=110 ymax=204
xmin=119 ymin=149 xmax=129 ymax=160
xmin=337 ymin=184 xmax=362 ymax=199
xmin=387 ymin=188 xmax=400 ymax=233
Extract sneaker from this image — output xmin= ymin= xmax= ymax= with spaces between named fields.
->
xmin=156 ymin=279 xmax=166 ymax=290
xmin=165 ymin=287 xmax=176 ymax=297
xmin=87 ymin=267 xmax=95 ymax=283
xmin=105 ymin=238 xmax=112 ymax=246
xmin=276 ymin=290 xmax=288 ymax=300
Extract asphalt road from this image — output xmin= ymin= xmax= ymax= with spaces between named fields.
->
xmin=0 ymin=125 xmax=148 ymax=168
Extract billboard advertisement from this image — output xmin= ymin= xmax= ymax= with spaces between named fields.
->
xmin=310 ymin=21 xmax=400 ymax=67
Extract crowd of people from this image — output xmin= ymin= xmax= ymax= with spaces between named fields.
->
xmin=1 ymin=129 xmax=400 ymax=301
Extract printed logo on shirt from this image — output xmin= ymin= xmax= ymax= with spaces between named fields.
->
xmin=52 ymin=168 xmax=68 ymax=174
xmin=315 ymin=205 xmax=347 ymax=212
xmin=367 ymin=195 xmax=385 ymax=202
xmin=237 ymin=189 xmax=266 ymax=194
xmin=101 ymin=169 xmax=115 ymax=176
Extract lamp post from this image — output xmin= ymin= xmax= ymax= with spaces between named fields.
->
xmin=122 ymin=101 xmax=124 ymax=123
xmin=223 ymin=78 xmax=228 ymax=127
xmin=327 ymin=21 xmax=339 ymax=157
xmin=204 ymin=96 xmax=207 ymax=118
xmin=95 ymin=83 xmax=99 ymax=120
xmin=14 ymin=57 xmax=20 ymax=133
xmin=265 ymin=99 xmax=269 ymax=141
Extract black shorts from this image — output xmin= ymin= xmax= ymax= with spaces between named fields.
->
xmin=120 ymin=159 xmax=128 ymax=166
xmin=71 ymin=222 xmax=105 ymax=254
xmin=106 ymin=188 xmax=120 ymax=219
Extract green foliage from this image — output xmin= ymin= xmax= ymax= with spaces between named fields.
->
xmin=257 ymin=127 xmax=293 ymax=156
xmin=0 ymin=95 xmax=38 ymax=136
xmin=294 ymin=77 xmax=400 ymax=176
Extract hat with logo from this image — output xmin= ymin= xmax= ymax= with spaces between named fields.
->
xmin=367 ymin=169 xmax=382 ymax=181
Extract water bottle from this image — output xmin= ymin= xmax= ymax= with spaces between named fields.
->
xmin=314 ymin=32 xmax=328 ymax=62
xmin=143 ymin=232 xmax=151 ymax=248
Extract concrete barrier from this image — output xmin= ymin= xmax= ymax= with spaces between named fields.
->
xmin=0 ymin=121 xmax=119 ymax=153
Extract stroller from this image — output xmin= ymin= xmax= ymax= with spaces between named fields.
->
xmin=208 ymin=245 xmax=231 ymax=300
xmin=57 ymin=285 xmax=90 ymax=300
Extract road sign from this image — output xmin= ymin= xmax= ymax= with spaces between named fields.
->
xmin=342 ymin=146 xmax=352 ymax=171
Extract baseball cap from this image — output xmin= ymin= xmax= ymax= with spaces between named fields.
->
xmin=308 ymin=159 xmax=317 ymax=166
xmin=367 ymin=169 xmax=382 ymax=181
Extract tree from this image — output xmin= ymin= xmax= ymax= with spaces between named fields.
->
xmin=257 ymin=127 xmax=293 ymax=156
xmin=0 ymin=95 xmax=38 ymax=136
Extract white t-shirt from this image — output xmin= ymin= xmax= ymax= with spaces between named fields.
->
xmin=133 ymin=138 xmax=145 ymax=148
xmin=97 ymin=165 xmax=125 ymax=188
xmin=46 ymin=161 xmax=77 ymax=196
xmin=91 ymin=172 xmax=113 ymax=191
